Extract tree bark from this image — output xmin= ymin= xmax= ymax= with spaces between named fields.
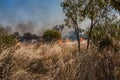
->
xmin=75 ymin=28 xmax=80 ymax=52
xmin=87 ymin=20 xmax=93 ymax=50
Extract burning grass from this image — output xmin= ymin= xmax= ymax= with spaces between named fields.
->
xmin=0 ymin=43 xmax=120 ymax=80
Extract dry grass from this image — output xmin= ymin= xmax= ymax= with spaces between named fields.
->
xmin=0 ymin=42 xmax=120 ymax=80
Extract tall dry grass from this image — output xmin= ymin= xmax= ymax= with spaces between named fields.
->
xmin=0 ymin=43 xmax=120 ymax=80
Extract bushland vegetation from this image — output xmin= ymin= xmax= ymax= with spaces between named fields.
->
xmin=0 ymin=0 xmax=120 ymax=80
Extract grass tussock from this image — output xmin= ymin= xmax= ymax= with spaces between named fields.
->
xmin=0 ymin=43 xmax=120 ymax=80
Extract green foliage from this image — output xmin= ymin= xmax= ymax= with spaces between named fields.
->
xmin=0 ymin=26 xmax=16 ymax=52
xmin=111 ymin=0 xmax=120 ymax=11
xmin=61 ymin=0 xmax=87 ymax=51
xmin=43 ymin=30 xmax=61 ymax=42
xmin=107 ymin=23 xmax=120 ymax=39
xmin=0 ymin=34 xmax=16 ymax=49
xmin=61 ymin=0 xmax=85 ymax=28
xmin=61 ymin=0 xmax=115 ymax=49
xmin=86 ymin=23 xmax=120 ymax=49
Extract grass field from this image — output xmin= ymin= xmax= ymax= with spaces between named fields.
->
xmin=0 ymin=42 xmax=120 ymax=80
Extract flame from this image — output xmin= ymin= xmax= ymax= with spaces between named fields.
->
xmin=57 ymin=39 xmax=63 ymax=45
xmin=64 ymin=38 xmax=71 ymax=43
xmin=57 ymin=38 xmax=71 ymax=45
xmin=15 ymin=37 xmax=87 ymax=49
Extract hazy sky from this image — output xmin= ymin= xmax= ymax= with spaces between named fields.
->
xmin=2 ymin=0 xmax=119 ymax=34
xmin=0 ymin=0 xmax=65 ymax=27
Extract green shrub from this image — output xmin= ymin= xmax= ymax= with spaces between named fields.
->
xmin=43 ymin=29 xmax=61 ymax=42
xmin=0 ymin=26 xmax=16 ymax=52
xmin=99 ymin=36 xmax=113 ymax=49
xmin=0 ymin=34 xmax=16 ymax=48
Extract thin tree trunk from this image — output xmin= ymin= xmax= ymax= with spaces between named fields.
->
xmin=87 ymin=39 xmax=90 ymax=49
xmin=75 ymin=28 xmax=80 ymax=52
xmin=77 ymin=32 xmax=80 ymax=52
xmin=70 ymin=14 xmax=80 ymax=52
xmin=87 ymin=20 xmax=93 ymax=50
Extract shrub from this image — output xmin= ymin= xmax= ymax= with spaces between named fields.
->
xmin=43 ymin=30 xmax=61 ymax=42
xmin=0 ymin=26 xmax=16 ymax=52
xmin=23 ymin=33 xmax=33 ymax=40
xmin=0 ymin=34 xmax=16 ymax=49
xmin=99 ymin=36 xmax=113 ymax=49
xmin=13 ymin=32 xmax=19 ymax=38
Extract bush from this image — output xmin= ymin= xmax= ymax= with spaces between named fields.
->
xmin=0 ymin=26 xmax=16 ymax=52
xmin=0 ymin=34 xmax=16 ymax=49
xmin=13 ymin=32 xmax=19 ymax=38
xmin=23 ymin=33 xmax=33 ymax=40
xmin=99 ymin=36 xmax=113 ymax=49
xmin=43 ymin=30 xmax=61 ymax=42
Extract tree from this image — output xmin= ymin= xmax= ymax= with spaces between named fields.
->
xmin=82 ymin=0 xmax=114 ymax=49
xmin=61 ymin=0 xmax=86 ymax=52
xmin=43 ymin=30 xmax=61 ymax=42
xmin=86 ymin=24 xmax=112 ymax=48
xmin=61 ymin=0 xmax=115 ymax=50
xmin=86 ymin=21 xmax=120 ymax=49
xmin=111 ymin=0 xmax=120 ymax=11
xmin=78 ymin=28 xmax=84 ymax=33
xmin=52 ymin=24 xmax=65 ymax=35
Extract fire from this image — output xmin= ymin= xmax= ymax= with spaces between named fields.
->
xmin=56 ymin=38 xmax=72 ymax=45
xmin=57 ymin=39 xmax=63 ymax=45
xmin=64 ymin=38 xmax=71 ymax=43
xmin=15 ymin=37 xmax=87 ymax=49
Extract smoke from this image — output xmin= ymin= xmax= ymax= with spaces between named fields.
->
xmin=14 ymin=21 xmax=53 ymax=36
xmin=0 ymin=0 xmax=65 ymax=35
xmin=0 ymin=0 xmax=64 ymax=29
xmin=14 ymin=22 xmax=36 ymax=35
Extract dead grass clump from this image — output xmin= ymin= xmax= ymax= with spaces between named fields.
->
xmin=0 ymin=48 xmax=15 ymax=80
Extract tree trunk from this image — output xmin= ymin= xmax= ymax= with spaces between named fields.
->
xmin=75 ymin=28 xmax=80 ymax=52
xmin=87 ymin=27 xmax=94 ymax=49
xmin=87 ymin=39 xmax=90 ymax=49
xmin=87 ymin=20 xmax=93 ymax=50
xmin=77 ymin=32 xmax=80 ymax=52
